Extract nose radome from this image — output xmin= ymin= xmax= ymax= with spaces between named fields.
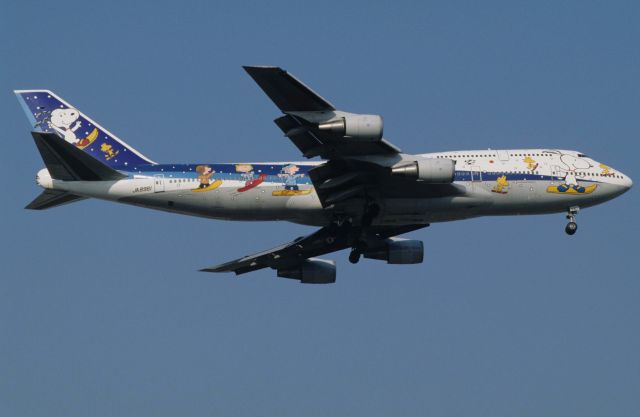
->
xmin=623 ymin=174 xmax=633 ymax=189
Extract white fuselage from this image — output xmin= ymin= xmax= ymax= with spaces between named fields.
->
xmin=36 ymin=149 xmax=632 ymax=227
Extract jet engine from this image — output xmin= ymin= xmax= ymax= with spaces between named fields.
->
xmin=277 ymin=258 xmax=337 ymax=284
xmin=363 ymin=238 xmax=424 ymax=264
xmin=317 ymin=114 xmax=383 ymax=141
xmin=391 ymin=157 xmax=455 ymax=183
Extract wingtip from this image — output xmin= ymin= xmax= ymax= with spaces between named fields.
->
xmin=199 ymin=267 xmax=226 ymax=273
xmin=243 ymin=65 xmax=284 ymax=74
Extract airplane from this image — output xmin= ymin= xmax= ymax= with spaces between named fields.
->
xmin=15 ymin=66 xmax=632 ymax=283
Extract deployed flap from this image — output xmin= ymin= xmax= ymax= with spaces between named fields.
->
xmin=25 ymin=189 xmax=86 ymax=210
xmin=201 ymin=224 xmax=426 ymax=275
xmin=32 ymin=131 xmax=127 ymax=181
xmin=243 ymin=66 xmax=335 ymax=112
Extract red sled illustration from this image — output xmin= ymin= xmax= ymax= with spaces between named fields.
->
xmin=237 ymin=173 xmax=267 ymax=192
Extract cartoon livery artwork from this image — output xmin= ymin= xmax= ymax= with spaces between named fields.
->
xmin=600 ymin=163 xmax=613 ymax=177
xmin=100 ymin=143 xmax=119 ymax=160
xmin=47 ymin=107 xmax=100 ymax=149
xmin=523 ymin=156 xmax=538 ymax=171
xmin=546 ymin=151 xmax=597 ymax=195
xmin=17 ymin=92 xmax=153 ymax=168
xmin=491 ymin=175 xmax=509 ymax=194
xmin=235 ymin=164 xmax=267 ymax=192
xmin=192 ymin=165 xmax=222 ymax=192
xmin=272 ymin=164 xmax=312 ymax=196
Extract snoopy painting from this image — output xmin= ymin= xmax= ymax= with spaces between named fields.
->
xmin=547 ymin=151 xmax=597 ymax=194
xmin=48 ymin=107 xmax=98 ymax=148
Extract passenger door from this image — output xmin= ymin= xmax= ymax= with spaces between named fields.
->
xmin=497 ymin=150 xmax=510 ymax=162
xmin=154 ymin=174 xmax=165 ymax=193
xmin=470 ymin=166 xmax=482 ymax=182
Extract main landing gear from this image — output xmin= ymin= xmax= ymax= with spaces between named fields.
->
xmin=349 ymin=248 xmax=361 ymax=264
xmin=565 ymin=206 xmax=579 ymax=235
xmin=347 ymin=201 xmax=380 ymax=264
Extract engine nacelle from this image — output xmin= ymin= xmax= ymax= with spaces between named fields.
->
xmin=317 ymin=114 xmax=383 ymax=141
xmin=277 ymin=258 xmax=337 ymax=284
xmin=363 ymin=238 xmax=424 ymax=264
xmin=391 ymin=158 xmax=455 ymax=183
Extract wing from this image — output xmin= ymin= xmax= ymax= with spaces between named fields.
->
xmin=243 ymin=65 xmax=335 ymax=112
xmin=244 ymin=66 xmax=462 ymax=209
xmin=210 ymin=67 xmax=463 ymax=281
xmin=201 ymin=223 xmax=426 ymax=277
xmin=244 ymin=66 xmax=401 ymax=159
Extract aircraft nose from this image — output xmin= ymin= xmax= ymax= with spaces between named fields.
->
xmin=622 ymin=173 xmax=633 ymax=190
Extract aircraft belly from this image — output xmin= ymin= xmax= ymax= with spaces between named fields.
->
xmin=376 ymin=192 xmax=493 ymax=224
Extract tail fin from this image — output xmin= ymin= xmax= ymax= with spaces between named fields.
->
xmin=15 ymin=90 xmax=155 ymax=168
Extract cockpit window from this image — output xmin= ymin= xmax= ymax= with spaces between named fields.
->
xmin=577 ymin=153 xmax=589 ymax=158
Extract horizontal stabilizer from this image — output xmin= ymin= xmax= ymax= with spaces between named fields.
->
xmin=25 ymin=189 xmax=86 ymax=210
xmin=32 ymin=131 xmax=127 ymax=181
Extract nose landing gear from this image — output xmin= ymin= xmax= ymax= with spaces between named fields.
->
xmin=565 ymin=206 xmax=579 ymax=235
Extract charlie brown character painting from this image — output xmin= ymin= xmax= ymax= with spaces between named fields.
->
xmin=196 ymin=165 xmax=215 ymax=189
xmin=278 ymin=164 xmax=304 ymax=191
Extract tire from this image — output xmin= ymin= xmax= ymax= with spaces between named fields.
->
xmin=565 ymin=222 xmax=578 ymax=235
xmin=348 ymin=250 xmax=360 ymax=264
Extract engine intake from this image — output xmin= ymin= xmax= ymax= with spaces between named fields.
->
xmin=277 ymin=258 xmax=337 ymax=284
xmin=363 ymin=238 xmax=424 ymax=264
xmin=317 ymin=114 xmax=383 ymax=141
xmin=391 ymin=158 xmax=455 ymax=183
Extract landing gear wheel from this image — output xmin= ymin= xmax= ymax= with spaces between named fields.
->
xmin=564 ymin=206 xmax=579 ymax=236
xmin=348 ymin=249 xmax=361 ymax=264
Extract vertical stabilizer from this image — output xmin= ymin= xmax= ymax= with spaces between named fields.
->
xmin=15 ymin=90 xmax=154 ymax=168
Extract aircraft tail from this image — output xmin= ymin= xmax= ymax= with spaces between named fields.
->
xmin=31 ymin=131 xmax=127 ymax=181
xmin=15 ymin=90 xmax=155 ymax=168
xmin=24 ymin=131 xmax=128 ymax=210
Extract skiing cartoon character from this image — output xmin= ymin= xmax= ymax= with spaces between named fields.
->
xmin=48 ymin=108 xmax=82 ymax=144
xmin=523 ymin=156 xmax=538 ymax=171
xmin=272 ymin=164 xmax=313 ymax=196
xmin=600 ymin=163 xmax=613 ymax=176
xmin=100 ymin=143 xmax=119 ymax=160
xmin=196 ymin=165 xmax=214 ymax=189
xmin=235 ymin=164 xmax=267 ymax=192
xmin=278 ymin=164 xmax=303 ymax=191
xmin=547 ymin=151 xmax=596 ymax=194
xmin=491 ymin=175 xmax=509 ymax=194
xmin=236 ymin=164 xmax=255 ymax=183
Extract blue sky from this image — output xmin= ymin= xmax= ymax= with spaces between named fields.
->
xmin=1 ymin=1 xmax=638 ymax=416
